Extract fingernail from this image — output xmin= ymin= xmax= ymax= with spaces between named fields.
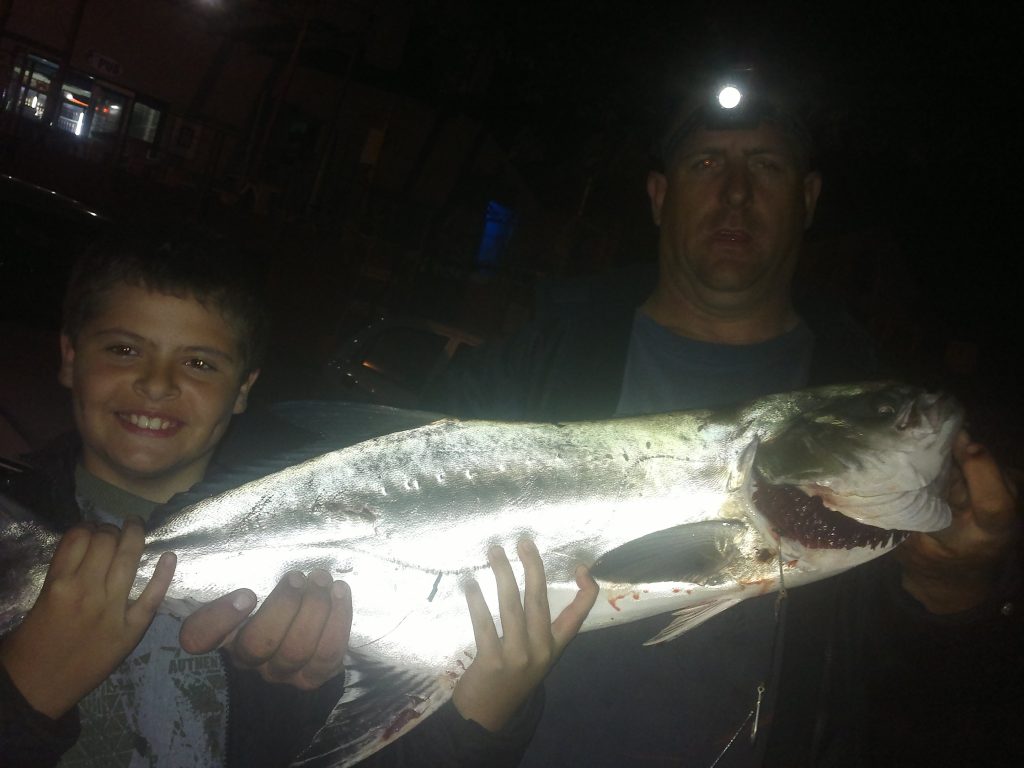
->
xmin=331 ymin=580 xmax=350 ymax=600
xmin=287 ymin=571 xmax=306 ymax=589
xmin=310 ymin=569 xmax=331 ymax=588
xmin=233 ymin=592 xmax=256 ymax=613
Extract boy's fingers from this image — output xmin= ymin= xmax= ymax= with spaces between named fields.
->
xmin=550 ymin=566 xmax=599 ymax=651
xmin=107 ymin=518 xmax=147 ymax=595
xmin=231 ymin=572 xmax=306 ymax=667
xmin=517 ymin=538 xmax=551 ymax=640
xmin=298 ymin=580 xmax=353 ymax=688
xmin=128 ymin=552 xmax=177 ymax=627
xmin=179 ymin=588 xmax=257 ymax=654
xmin=464 ymin=578 xmax=500 ymax=658
xmin=265 ymin=570 xmax=334 ymax=680
xmin=77 ymin=523 xmax=121 ymax=583
xmin=47 ymin=524 xmax=95 ymax=580
xmin=489 ymin=546 xmax=525 ymax=641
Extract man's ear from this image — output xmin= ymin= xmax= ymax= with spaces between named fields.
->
xmin=803 ymin=171 xmax=823 ymax=229
xmin=646 ymin=170 xmax=668 ymax=226
xmin=58 ymin=334 xmax=75 ymax=389
xmin=233 ymin=369 xmax=261 ymax=414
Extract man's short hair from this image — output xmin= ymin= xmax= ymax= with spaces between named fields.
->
xmin=62 ymin=228 xmax=268 ymax=373
xmin=655 ymin=59 xmax=820 ymax=172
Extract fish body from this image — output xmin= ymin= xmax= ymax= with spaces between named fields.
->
xmin=0 ymin=382 xmax=962 ymax=766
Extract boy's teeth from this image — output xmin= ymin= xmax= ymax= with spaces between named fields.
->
xmin=127 ymin=414 xmax=171 ymax=430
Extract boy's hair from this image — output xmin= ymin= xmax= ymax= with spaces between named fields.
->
xmin=62 ymin=228 xmax=268 ymax=373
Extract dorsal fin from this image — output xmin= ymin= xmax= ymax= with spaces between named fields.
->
xmin=154 ymin=401 xmax=444 ymax=525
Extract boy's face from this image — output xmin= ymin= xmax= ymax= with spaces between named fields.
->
xmin=59 ymin=283 xmax=259 ymax=503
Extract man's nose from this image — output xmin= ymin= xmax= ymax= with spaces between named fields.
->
xmin=721 ymin=163 xmax=753 ymax=207
xmin=133 ymin=359 xmax=180 ymax=399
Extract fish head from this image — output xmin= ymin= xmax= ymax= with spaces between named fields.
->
xmin=750 ymin=383 xmax=963 ymax=551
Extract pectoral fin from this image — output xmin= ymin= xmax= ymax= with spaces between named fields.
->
xmin=590 ymin=520 xmax=747 ymax=584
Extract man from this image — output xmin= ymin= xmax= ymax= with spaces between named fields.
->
xmin=425 ymin=63 xmax=1021 ymax=766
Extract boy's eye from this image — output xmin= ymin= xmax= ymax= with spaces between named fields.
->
xmin=693 ymin=157 xmax=717 ymax=171
xmin=186 ymin=358 xmax=217 ymax=372
xmin=107 ymin=344 xmax=137 ymax=356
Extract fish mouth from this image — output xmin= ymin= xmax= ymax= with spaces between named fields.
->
xmin=752 ymin=480 xmax=908 ymax=550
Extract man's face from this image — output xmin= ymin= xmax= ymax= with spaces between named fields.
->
xmin=647 ymin=122 xmax=821 ymax=313
xmin=59 ymin=283 xmax=259 ymax=501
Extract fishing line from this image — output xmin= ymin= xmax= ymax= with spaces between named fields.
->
xmin=707 ymin=548 xmax=789 ymax=767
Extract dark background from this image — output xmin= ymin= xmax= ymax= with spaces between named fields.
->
xmin=2 ymin=0 xmax=1022 ymax=463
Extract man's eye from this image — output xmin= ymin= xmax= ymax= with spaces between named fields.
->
xmin=186 ymin=358 xmax=217 ymax=372
xmin=107 ymin=345 xmax=136 ymax=356
xmin=753 ymin=158 xmax=782 ymax=172
xmin=694 ymin=158 xmax=717 ymax=170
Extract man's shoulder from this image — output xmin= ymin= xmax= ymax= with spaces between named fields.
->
xmin=532 ymin=262 xmax=656 ymax=321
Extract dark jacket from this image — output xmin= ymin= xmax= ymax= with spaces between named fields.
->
xmin=423 ymin=264 xmax=1023 ymax=767
xmin=426 ymin=264 xmax=877 ymax=422
xmin=0 ymin=413 xmax=540 ymax=768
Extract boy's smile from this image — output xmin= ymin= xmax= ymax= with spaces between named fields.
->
xmin=59 ymin=284 xmax=259 ymax=502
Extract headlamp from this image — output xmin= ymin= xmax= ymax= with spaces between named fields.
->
xmin=717 ymin=85 xmax=743 ymax=110
xmin=658 ymin=67 xmax=813 ymax=169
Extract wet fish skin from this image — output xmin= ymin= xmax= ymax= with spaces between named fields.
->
xmin=0 ymin=382 xmax=962 ymax=767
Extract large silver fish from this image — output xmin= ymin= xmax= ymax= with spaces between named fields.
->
xmin=1 ymin=382 xmax=962 ymax=767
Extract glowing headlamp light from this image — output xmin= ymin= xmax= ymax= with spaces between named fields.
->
xmin=717 ymin=85 xmax=743 ymax=110
xmin=658 ymin=69 xmax=812 ymax=168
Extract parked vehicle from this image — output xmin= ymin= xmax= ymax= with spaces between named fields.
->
xmin=320 ymin=314 xmax=483 ymax=409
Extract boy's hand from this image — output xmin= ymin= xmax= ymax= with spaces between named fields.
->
xmin=0 ymin=519 xmax=176 ymax=719
xmin=897 ymin=431 xmax=1020 ymax=613
xmin=179 ymin=570 xmax=351 ymax=691
xmin=452 ymin=538 xmax=599 ymax=732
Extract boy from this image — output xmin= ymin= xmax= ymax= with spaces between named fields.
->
xmin=0 ymin=230 xmax=355 ymax=765
xmin=0 ymin=230 xmax=597 ymax=767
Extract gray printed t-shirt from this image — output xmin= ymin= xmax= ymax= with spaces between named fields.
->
xmin=57 ymin=468 xmax=228 ymax=768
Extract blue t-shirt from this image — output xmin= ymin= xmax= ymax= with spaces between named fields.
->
xmin=616 ymin=309 xmax=814 ymax=415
